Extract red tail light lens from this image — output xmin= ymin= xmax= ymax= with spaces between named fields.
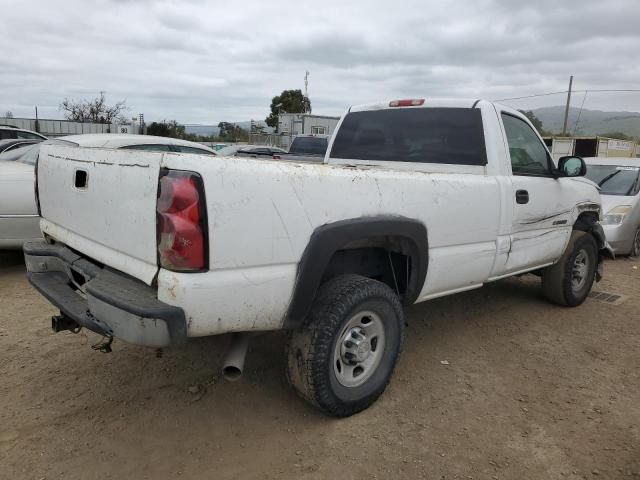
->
xmin=389 ymin=98 xmax=425 ymax=107
xmin=157 ymin=170 xmax=208 ymax=271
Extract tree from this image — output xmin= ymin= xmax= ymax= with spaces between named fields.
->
xmin=217 ymin=122 xmax=248 ymax=142
xmin=518 ymin=110 xmax=549 ymax=136
xmin=265 ymin=89 xmax=311 ymax=131
xmin=147 ymin=120 xmax=186 ymax=139
xmin=60 ymin=91 xmax=128 ymax=123
xmin=4 ymin=111 xmax=14 ymax=118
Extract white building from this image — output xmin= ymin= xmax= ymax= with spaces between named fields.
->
xmin=543 ymin=136 xmax=640 ymax=161
xmin=276 ymin=113 xmax=340 ymax=147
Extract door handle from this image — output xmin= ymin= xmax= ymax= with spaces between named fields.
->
xmin=515 ymin=189 xmax=529 ymax=204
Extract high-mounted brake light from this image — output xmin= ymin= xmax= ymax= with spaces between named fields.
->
xmin=157 ymin=170 xmax=208 ymax=272
xmin=389 ymin=98 xmax=425 ymax=107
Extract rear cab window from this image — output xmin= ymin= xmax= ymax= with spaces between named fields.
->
xmin=330 ymin=108 xmax=487 ymax=165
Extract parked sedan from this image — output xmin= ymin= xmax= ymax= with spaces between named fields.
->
xmin=0 ymin=134 xmax=217 ymax=249
xmin=584 ymin=157 xmax=640 ymax=256
xmin=235 ymin=146 xmax=287 ymax=158
xmin=215 ymin=144 xmax=286 ymax=158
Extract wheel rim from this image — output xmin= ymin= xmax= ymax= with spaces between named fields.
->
xmin=633 ymin=228 xmax=640 ymax=257
xmin=571 ymin=248 xmax=590 ymax=292
xmin=333 ymin=310 xmax=386 ymax=388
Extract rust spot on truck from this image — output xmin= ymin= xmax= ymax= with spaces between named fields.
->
xmin=166 ymin=275 xmax=179 ymax=300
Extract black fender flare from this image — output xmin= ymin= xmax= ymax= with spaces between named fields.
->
xmin=284 ymin=216 xmax=428 ymax=329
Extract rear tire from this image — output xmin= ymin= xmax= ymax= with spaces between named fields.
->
xmin=541 ymin=231 xmax=597 ymax=307
xmin=286 ymin=274 xmax=404 ymax=417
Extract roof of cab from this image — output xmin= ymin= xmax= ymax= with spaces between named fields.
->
xmin=58 ymin=134 xmax=216 ymax=153
xmin=349 ymin=98 xmax=482 ymax=113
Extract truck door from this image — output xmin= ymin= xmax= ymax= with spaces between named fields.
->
xmin=499 ymin=111 xmax=572 ymax=273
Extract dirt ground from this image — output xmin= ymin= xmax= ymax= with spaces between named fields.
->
xmin=0 ymin=251 xmax=638 ymax=480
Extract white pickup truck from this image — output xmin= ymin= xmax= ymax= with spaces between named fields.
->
xmin=25 ymin=98 xmax=608 ymax=417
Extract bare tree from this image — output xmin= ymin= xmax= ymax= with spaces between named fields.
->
xmin=4 ymin=111 xmax=14 ymax=118
xmin=60 ymin=91 xmax=128 ymax=123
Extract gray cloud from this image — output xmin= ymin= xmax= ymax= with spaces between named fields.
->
xmin=1 ymin=0 xmax=639 ymax=123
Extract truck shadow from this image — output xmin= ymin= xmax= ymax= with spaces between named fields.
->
xmin=0 ymin=250 xmax=25 ymax=269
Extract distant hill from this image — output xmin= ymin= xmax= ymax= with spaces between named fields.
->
xmin=531 ymin=106 xmax=640 ymax=138
xmin=184 ymin=120 xmax=272 ymax=138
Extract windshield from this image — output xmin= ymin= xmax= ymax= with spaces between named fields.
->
xmin=0 ymin=139 xmax=78 ymax=165
xmin=289 ymin=137 xmax=328 ymax=155
xmin=585 ymin=164 xmax=640 ymax=196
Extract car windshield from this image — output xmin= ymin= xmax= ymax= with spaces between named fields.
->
xmin=585 ymin=164 xmax=640 ymax=196
xmin=0 ymin=139 xmax=78 ymax=165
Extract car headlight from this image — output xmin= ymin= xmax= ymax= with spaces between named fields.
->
xmin=602 ymin=205 xmax=632 ymax=225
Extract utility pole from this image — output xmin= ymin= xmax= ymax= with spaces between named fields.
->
xmin=561 ymin=75 xmax=573 ymax=136
xmin=35 ymin=106 xmax=39 ymax=133
xmin=304 ymin=71 xmax=311 ymax=113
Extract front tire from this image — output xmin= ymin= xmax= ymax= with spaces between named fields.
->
xmin=541 ymin=231 xmax=597 ymax=307
xmin=286 ymin=274 xmax=404 ymax=417
xmin=630 ymin=226 xmax=640 ymax=258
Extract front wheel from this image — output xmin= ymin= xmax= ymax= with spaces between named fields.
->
xmin=541 ymin=231 xmax=598 ymax=307
xmin=286 ymin=274 xmax=404 ymax=417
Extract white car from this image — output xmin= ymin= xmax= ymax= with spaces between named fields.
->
xmin=26 ymin=99 xmax=607 ymax=416
xmin=0 ymin=134 xmax=216 ymax=249
xmin=584 ymin=157 xmax=640 ymax=256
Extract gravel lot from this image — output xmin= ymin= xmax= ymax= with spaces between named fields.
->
xmin=0 ymin=251 xmax=638 ymax=479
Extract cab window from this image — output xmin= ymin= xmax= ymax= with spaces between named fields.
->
xmin=501 ymin=113 xmax=553 ymax=176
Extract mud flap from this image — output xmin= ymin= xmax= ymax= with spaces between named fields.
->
xmin=596 ymin=241 xmax=614 ymax=282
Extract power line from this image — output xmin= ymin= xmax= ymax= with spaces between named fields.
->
xmin=493 ymin=91 xmax=567 ymax=101
xmin=572 ymin=91 xmax=589 ymax=135
xmin=493 ymin=88 xmax=640 ymax=102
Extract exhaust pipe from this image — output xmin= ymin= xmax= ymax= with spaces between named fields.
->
xmin=222 ymin=333 xmax=251 ymax=381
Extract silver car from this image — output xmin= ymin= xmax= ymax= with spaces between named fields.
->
xmin=0 ymin=134 xmax=217 ymax=249
xmin=584 ymin=157 xmax=640 ymax=257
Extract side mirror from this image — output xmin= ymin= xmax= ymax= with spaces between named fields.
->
xmin=558 ymin=156 xmax=586 ymax=177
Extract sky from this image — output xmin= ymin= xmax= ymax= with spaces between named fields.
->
xmin=1 ymin=0 xmax=640 ymax=124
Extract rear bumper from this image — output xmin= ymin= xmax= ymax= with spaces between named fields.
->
xmin=24 ymin=240 xmax=186 ymax=348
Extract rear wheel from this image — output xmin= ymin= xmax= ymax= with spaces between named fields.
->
xmin=541 ymin=231 xmax=597 ymax=307
xmin=630 ymin=226 xmax=640 ymax=257
xmin=286 ymin=274 xmax=404 ymax=417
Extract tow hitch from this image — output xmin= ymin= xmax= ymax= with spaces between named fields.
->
xmin=51 ymin=313 xmax=81 ymax=334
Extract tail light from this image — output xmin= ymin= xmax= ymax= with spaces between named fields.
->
xmin=157 ymin=170 xmax=208 ymax=271
xmin=273 ymin=154 xmax=281 ymax=159
xmin=389 ymin=98 xmax=425 ymax=107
